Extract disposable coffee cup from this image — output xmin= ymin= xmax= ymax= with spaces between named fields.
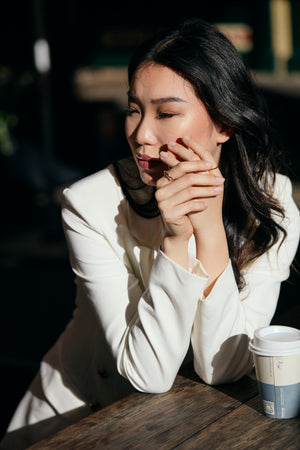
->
xmin=249 ymin=325 xmax=300 ymax=419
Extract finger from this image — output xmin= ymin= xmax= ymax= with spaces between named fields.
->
xmin=159 ymin=149 xmax=180 ymax=168
xmin=156 ymin=173 xmax=224 ymax=201
xmin=182 ymin=136 xmax=216 ymax=165
xmin=159 ymin=139 xmax=204 ymax=168
xmin=157 ymin=163 xmax=213 ymax=188
xmin=172 ymin=162 xmax=224 ymax=183
xmin=158 ymin=160 xmax=224 ymax=185
xmin=160 ymin=199 xmax=209 ymax=223
xmin=160 ymin=151 xmax=213 ymax=171
xmin=169 ymin=184 xmax=224 ymax=204
xmin=168 ymin=141 xmax=200 ymax=162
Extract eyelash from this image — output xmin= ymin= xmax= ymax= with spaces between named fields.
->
xmin=125 ymin=107 xmax=138 ymax=115
xmin=157 ymin=112 xmax=176 ymax=119
xmin=125 ymin=107 xmax=176 ymax=119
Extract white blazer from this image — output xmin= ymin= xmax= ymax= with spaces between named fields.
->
xmin=4 ymin=165 xmax=300 ymax=441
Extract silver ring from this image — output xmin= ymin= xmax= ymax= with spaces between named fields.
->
xmin=164 ymin=171 xmax=176 ymax=182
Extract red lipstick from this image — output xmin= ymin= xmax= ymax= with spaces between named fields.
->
xmin=136 ymin=153 xmax=162 ymax=170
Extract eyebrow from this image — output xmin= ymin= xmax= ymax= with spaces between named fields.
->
xmin=127 ymin=91 xmax=187 ymax=105
xmin=151 ymin=96 xmax=186 ymax=105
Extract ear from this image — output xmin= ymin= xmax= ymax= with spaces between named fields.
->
xmin=216 ymin=125 xmax=234 ymax=144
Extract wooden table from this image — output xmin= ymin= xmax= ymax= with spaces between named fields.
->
xmin=28 ymin=365 xmax=300 ymax=449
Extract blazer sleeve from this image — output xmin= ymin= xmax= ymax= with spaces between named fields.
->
xmin=62 ymin=186 xmax=209 ymax=394
xmin=191 ymin=175 xmax=300 ymax=385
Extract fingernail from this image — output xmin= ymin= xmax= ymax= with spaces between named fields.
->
xmin=168 ymin=141 xmax=176 ymax=147
xmin=160 ymin=151 xmax=168 ymax=159
xmin=215 ymin=176 xmax=225 ymax=182
xmin=214 ymin=186 xmax=222 ymax=193
xmin=183 ymin=135 xmax=190 ymax=140
xmin=205 ymin=161 xmax=213 ymax=168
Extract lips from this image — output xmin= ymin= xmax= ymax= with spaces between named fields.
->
xmin=136 ymin=153 xmax=162 ymax=170
xmin=136 ymin=153 xmax=160 ymax=162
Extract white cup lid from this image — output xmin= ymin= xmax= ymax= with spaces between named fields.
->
xmin=249 ymin=325 xmax=300 ymax=356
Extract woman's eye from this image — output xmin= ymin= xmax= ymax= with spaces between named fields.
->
xmin=158 ymin=112 xmax=176 ymax=119
xmin=126 ymin=106 xmax=139 ymax=116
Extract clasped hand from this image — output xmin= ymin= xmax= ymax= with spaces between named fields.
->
xmin=155 ymin=136 xmax=225 ymax=243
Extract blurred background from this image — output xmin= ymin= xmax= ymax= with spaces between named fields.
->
xmin=0 ymin=0 xmax=299 ymax=438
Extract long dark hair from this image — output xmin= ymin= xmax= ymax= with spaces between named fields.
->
xmin=115 ymin=18 xmax=286 ymax=289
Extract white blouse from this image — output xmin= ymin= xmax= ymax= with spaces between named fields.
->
xmin=51 ymin=165 xmax=299 ymax=408
xmin=4 ymin=164 xmax=299 ymax=442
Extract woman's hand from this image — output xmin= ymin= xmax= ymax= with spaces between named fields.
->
xmin=158 ymin=136 xmax=225 ymax=237
xmin=155 ymin=137 xmax=225 ymax=270
xmin=156 ymin=136 xmax=229 ymax=292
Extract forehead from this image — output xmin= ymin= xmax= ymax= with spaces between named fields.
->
xmin=130 ymin=63 xmax=196 ymax=101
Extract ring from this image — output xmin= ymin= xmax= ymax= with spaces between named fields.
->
xmin=164 ymin=171 xmax=176 ymax=182
xmin=206 ymin=165 xmax=219 ymax=172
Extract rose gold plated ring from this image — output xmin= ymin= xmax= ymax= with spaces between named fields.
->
xmin=164 ymin=171 xmax=176 ymax=182
xmin=206 ymin=165 xmax=219 ymax=172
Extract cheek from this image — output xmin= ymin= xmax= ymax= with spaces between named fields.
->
xmin=124 ymin=121 xmax=132 ymax=144
xmin=186 ymin=116 xmax=215 ymax=143
xmin=160 ymin=118 xmax=192 ymax=143
xmin=169 ymin=114 xmax=205 ymax=138
xmin=125 ymin=116 xmax=140 ymax=144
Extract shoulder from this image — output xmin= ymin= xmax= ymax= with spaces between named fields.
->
xmin=63 ymin=164 xmax=123 ymax=204
xmin=272 ymin=174 xmax=299 ymax=220
xmin=245 ymin=174 xmax=299 ymax=279
xmin=272 ymin=173 xmax=292 ymax=201
xmin=64 ymin=164 xmax=122 ymax=201
xmin=271 ymin=173 xmax=299 ymax=220
xmin=273 ymin=174 xmax=299 ymax=252
xmin=61 ymin=164 xmax=125 ymax=227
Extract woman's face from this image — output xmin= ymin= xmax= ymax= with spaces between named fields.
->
xmin=125 ymin=63 xmax=226 ymax=186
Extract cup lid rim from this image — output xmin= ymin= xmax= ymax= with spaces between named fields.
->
xmin=249 ymin=325 xmax=300 ymax=356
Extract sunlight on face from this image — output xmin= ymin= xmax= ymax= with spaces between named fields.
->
xmin=125 ymin=63 xmax=223 ymax=186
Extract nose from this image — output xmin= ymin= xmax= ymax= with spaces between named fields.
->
xmin=135 ymin=116 xmax=157 ymax=146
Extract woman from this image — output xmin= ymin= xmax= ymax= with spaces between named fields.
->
xmin=2 ymin=18 xmax=299 ymax=448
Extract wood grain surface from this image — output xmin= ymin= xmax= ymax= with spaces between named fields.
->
xmin=28 ymin=367 xmax=300 ymax=450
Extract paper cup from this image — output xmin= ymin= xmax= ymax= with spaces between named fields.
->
xmin=249 ymin=325 xmax=300 ymax=419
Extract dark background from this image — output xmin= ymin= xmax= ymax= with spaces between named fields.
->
xmin=0 ymin=0 xmax=299 ymax=438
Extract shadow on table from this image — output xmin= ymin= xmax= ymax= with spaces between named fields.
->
xmin=179 ymin=361 xmax=261 ymax=416
xmin=0 ymin=403 xmax=91 ymax=450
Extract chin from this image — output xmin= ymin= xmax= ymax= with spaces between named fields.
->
xmin=138 ymin=168 xmax=162 ymax=187
xmin=141 ymin=173 xmax=157 ymax=186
